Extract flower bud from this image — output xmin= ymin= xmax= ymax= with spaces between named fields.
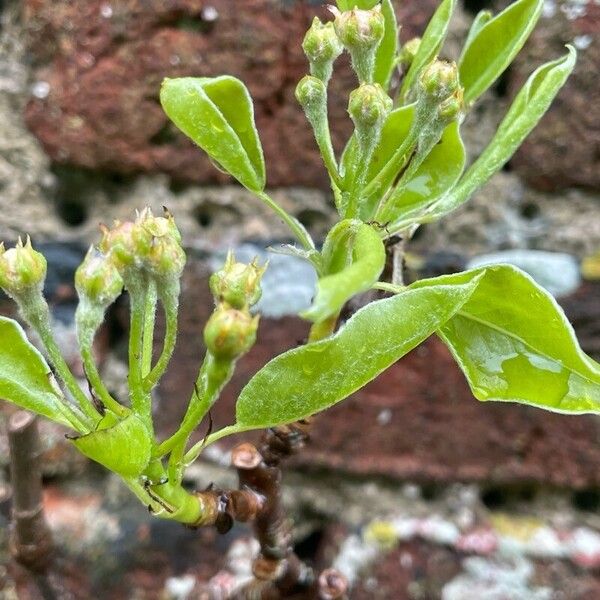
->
xmin=75 ymin=247 xmax=123 ymax=309
xmin=330 ymin=5 xmax=385 ymax=83
xmin=209 ymin=252 xmax=266 ymax=309
xmin=203 ymin=305 xmax=259 ymax=360
xmin=295 ymin=75 xmax=327 ymax=112
xmin=0 ymin=237 xmax=47 ymax=298
xmin=348 ymin=83 xmax=392 ymax=130
xmin=418 ymin=59 xmax=460 ymax=104
xmin=302 ymin=17 xmax=343 ymax=83
xmin=399 ymin=37 xmax=421 ymax=71
xmin=99 ymin=220 xmax=136 ymax=268
xmin=438 ymin=88 xmax=464 ymax=123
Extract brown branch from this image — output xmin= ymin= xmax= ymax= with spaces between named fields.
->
xmin=8 ymin=411 xmax=53 ymax=571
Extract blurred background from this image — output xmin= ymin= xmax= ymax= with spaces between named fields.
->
xmin=0 ymin=0 xmax=599 ymax=598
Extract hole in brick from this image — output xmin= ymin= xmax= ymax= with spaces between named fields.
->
xmin=520 ymin=202 xmax=540 ymax=220
xmin=517 ymin=484 xmax=537 ymax=503
xmin=480 ymin=486 xmax=508 ymax=509
xmin=56 ymin=197 xmax=88 ymax=226
xmin=502 ymin=161 xmax=513 ymax=172
xmin=572 ymin=488 xmax=600 ymax=512
xmin=169 ymin=178 xmax=189 ymax=194
xmin=294 ymin=528 xmax=325 ymax=560
xmin=463 ymin=0 xmax=495 ymax=15
xmin=493 ymin=68 xmax=511 ymax=98
xmin=421 ymin=483 xmax=441 ymax=501
xmin=195 ymin=207 xmax=213 ymax=228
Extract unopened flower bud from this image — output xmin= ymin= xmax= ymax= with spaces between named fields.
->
xmin=0 ymin=237 xmax=47 ymax=299
xmin=209 ymin=252 xmax=266 ymax=309
xmin=302 ymin=17 xmax=343 ymax=83
xmin=330 ymin=5 xmax=385 ymax=83
xmin=204 ymin=305 xmax=259 ymax=360
xmin=399 ymin=37 xmax=421 ymax=71
xmin=348 ymin=83 xmax=392 ymax=129
xmin=75 ymin=247 xmax=123 ymax=308
xmin=295 ymin=75 xmax=327 ymax=112
xmin=418 ymin=59 xmax=460 ymax=104
xmin=438 ymin=88 xmax=464 ymax=123
xmin=99 ymin=220 xmax=136 ymax=268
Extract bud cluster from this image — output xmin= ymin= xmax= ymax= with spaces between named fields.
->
xmin=204 ymin=252 xmax=265 ymax=361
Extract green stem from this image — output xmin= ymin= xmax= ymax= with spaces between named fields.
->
xmin=141 ymin=280 xmax=157 ymax=379
xmin=163 ymin=353 xmax=234 ymax=483
xmin=25 ymin=301 xmax=99 ymax=427
xmin=255 ymin=191 xmax=315 ymax=251
xmin=80 ymin=344 xmax=129 ymax=418
xmin=128 ymin=283 xmax=152 ymax=432
xmin=143 ymin=296 xmax=178 ymax=393
xmin=183 ymin=423 xmax=251 ymax=466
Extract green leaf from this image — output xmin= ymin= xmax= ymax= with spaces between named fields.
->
xmin=160 ymin=76 xmax=265 ymax=192
xmin=336 ymin=0 xmax=380 ymax=9
xmin=411 ymin=265 xmax=600 ymax=414
xmin=459 ymin=9 xmax=492 ymax=64
xmin=301 ymin=221 xmax=385 ymax=323
xmin=379 ymin=120 xmax=465 ymax=222
xmin=428 ymin=47 xmax=576 ymax=221
xmin=399 ymin=0 xmax=456 ymax=101
xmin=459 ymin=0 xmax=543 ymax=105
xmin=374 ymin=0 xmax=399 ymax=90
xmin=71 ymin=414 xmax=152 ymax=477
xmin=236 ymin=274 xmax=482 ymax=428
xmin=0 ymin=316 xmax=78 ymax=429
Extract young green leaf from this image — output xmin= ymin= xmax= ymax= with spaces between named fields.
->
xmin=411 ymin=265 xmax=600 ymax=414
xmin=378 ymin=120 xmax=465 ymax=223
xmin=428 ymin=47 xmax=576 ymax=221
xmin=459 ymin=9 xmax=492 ymax=64
xmin=160 ymin=76 xmax=265 ymax=192
xmin=301 ymin=221 xmax=385 ymax=323
xmin=459 ymin=0 xmax=543 ymax=105
xmin=236 ymin=274 xmax=482 ymax=428
xmin=71 ymin=414 xmax=152 ymax=477
xmin=399 ymin=0 xmax=456 ymax=101
xmin=373 ymin=0 xmax=399 ymax=90
xmin=336 ymin=0 xmax=380 ymax=10
xmin=0 ymin=316 xmax=81 ymax=430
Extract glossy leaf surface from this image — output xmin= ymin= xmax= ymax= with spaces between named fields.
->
xmin=459 ymin=9 xmax=492 ymax=64
xmin=459 ymin=0 xmax=543 ymax=105
xmin=72 ymin=414 xmax=152 ymax=477
xmin=399 ymin=0 xmax=456 ymax=101
xmin=429 ymin=47 xmax=575 ymax=221
xmin=301 ymin=221 xmax=385 ymax=322
xmin=374 ymin=0 xmax=399 ymax=89
xmin=379 ymin=121 xmax=465 ymax=222
xmin=236 ymin=275 xmax=481 ymax=428
xmin=0 ymin=316 xmax=75 ymax=429
xmin=160 ymin=76 xmax=265 ymax=192
xmin=411 ymin=265 xmax=600 ymax=413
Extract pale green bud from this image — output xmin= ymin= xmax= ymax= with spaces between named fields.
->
xmin=0 ymin=237 xmax=47 ymax=298
xmin=348 ymin=83 xmax=392 ymax=129
xmin=399 ymin=37 xmax=421 ymax=71
xmin=302 ymin=17 xmax=343 ymax=83
xmin=438 ymin=88 xmax=464 ymax=123
xmin=418 ymin=59 xmax=460 ymax=104
xmin=75 ymin=247 xmax=123 ymax=308
xmin=209 ymin=251 xmax=266 ymax=309
xmin=99 ymin=220 xmax=136 ymax=268
xmin=295 ymin=75 xmax=327 ymax=112
xmin=330 ymin=5 xmax=385 ymax=83
xmin=203 ymin=304 xmax=259 ymax=360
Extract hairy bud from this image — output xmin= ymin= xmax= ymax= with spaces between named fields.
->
xmin=204 ymin=305 xmax=259 ymax=360
xmin=0 ymin=237 xmax=47 ymax=298
xmin=348 ymin=83 xmax=392 ymax=129
xmin=418 ymin=59 xmax=460 ymax=104
xmin=295 ymin=75 xmax=327 ymax=112
xmin=330 ymin=5 xmax=385 ymax=83
xmin=209 ymin=252 xmax=266 ymax=309
xmin=302 ymin=17 xmax=343 ymax=83
xmin=399 ymin=37 xmax=421 ymax=71
xmin=75 ymin=247 xmax=123 ymax=309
